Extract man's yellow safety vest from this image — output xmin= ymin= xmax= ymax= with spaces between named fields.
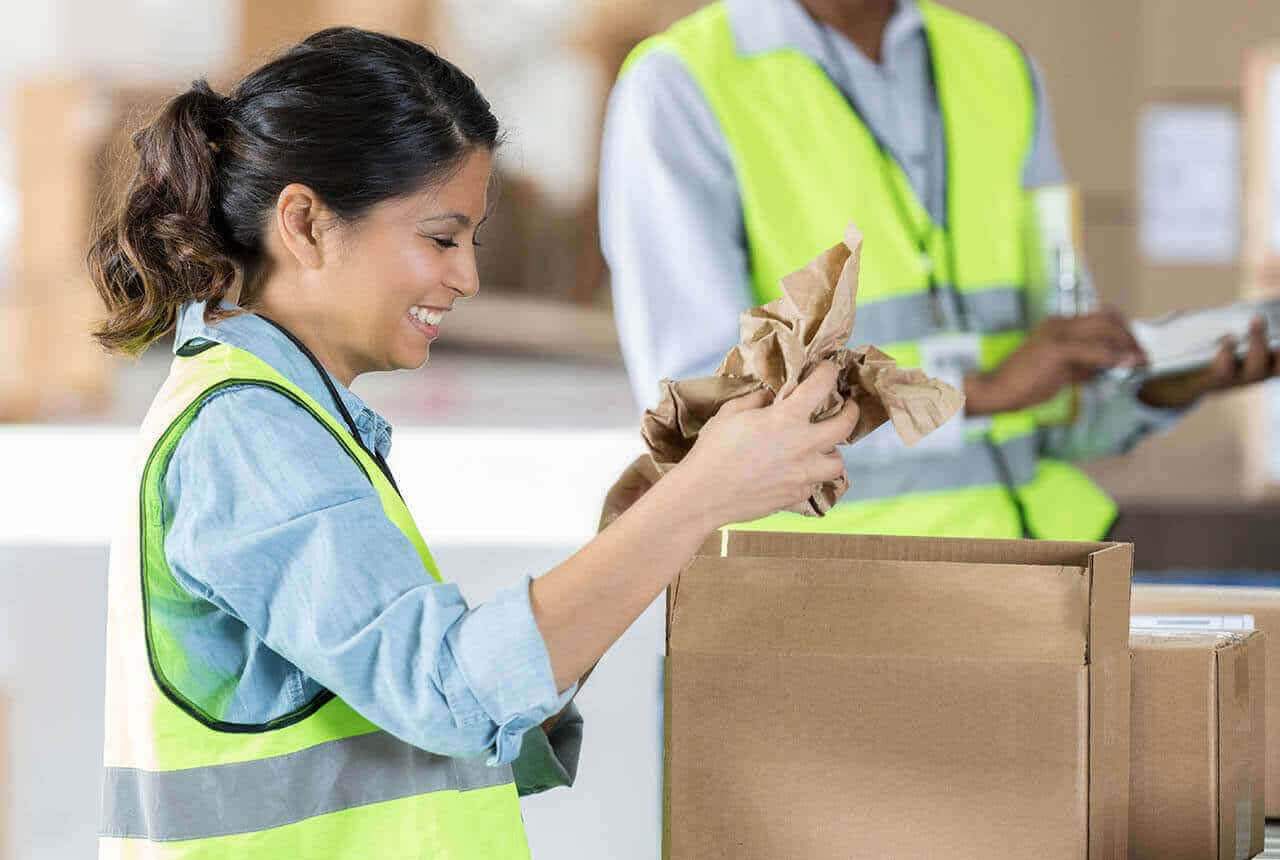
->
xmin=624 ymin=0 xmax=1116 ymax=540
xmin=99 ymin=342 xmax=530 ymax=859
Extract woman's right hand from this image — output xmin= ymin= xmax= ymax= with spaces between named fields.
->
xmin=675 ymin=361 xmax=860 ymax=530
xmin=533 ymin=362 xmax=858 ymax=692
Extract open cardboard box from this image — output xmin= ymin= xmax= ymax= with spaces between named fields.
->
xmin=664 ymin=530 xmax=1132 ymax=859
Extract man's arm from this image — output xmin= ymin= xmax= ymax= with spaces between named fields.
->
xmin=600 ymin=49 xmax=753 ymax=412
xmin=1019 ymin=57 xmax=1185 ymax=461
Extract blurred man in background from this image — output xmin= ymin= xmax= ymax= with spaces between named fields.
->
xmin=600 ymin=0 xmax=1279 ymax=540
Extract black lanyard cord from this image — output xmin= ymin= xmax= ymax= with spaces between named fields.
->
xmin=254 ymin=313 xmax=402 ymax=496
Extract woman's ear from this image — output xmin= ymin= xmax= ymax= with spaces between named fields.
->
xmin=273 ymin=183 xmax=331 ymax=270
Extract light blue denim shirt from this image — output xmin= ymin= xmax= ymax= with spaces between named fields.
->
xmin=158 ymin=300 xmax=580 ymax=786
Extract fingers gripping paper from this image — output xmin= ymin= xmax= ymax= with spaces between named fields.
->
xmin=635 ymin=225 xmax=964 ymax=518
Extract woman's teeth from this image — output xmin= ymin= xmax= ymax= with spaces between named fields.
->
xmin=409 ymin=306 xmax=444 ymax=325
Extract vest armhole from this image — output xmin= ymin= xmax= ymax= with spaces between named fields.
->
xmin=140 ymin=377 xmax=367 ymax=735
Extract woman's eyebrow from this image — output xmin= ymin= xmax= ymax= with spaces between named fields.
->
xmin=418 ymin=212 xmax=471 ymax=226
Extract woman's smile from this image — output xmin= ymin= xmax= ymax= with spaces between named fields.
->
xmin=407 ymin=305 xmax=447 ymax=341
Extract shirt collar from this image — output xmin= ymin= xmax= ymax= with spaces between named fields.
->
xmin=726 ymin=0 xmax=923 ymax=63
xmin=173 ymin=300 xmax=394 ymax=457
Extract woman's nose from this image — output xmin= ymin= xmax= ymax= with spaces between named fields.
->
xmin=445 ymin=247 xmax=481 ymax=299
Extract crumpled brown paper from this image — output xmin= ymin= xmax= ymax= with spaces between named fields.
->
xmin=636 ymin=224 xmax=965 ymax=517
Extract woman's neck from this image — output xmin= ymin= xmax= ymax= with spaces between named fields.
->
xmin=251 ymin=294 xmax=361 ymax=388
xmin=801 ymin=0 xmax=896 ymax=63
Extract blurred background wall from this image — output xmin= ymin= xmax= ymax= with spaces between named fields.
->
xmin=3 ymin=1 xmax=1280 ymax=858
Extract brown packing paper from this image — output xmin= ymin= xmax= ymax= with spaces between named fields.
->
xmin=640 ymin=225 xmax=964 ymax=516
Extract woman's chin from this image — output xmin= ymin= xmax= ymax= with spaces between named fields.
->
xmin=393 ymin=343 xmax=431 ymax=371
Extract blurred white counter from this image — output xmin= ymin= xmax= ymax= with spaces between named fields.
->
xmin=0 ymin=424 xmax=666 ymax=860
xmin=0 ymin=424 xmax=643 ymax=546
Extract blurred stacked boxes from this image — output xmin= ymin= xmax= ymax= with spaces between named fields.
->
xmin=948 ymin=0 xmax=1280 ymax=515
xmin=0 ymin=79 xmax=158 ymax=421
xmin=0 ymin=1 xmax=453 ymax=423
xmin=1243 ymin=44 xmax=1280 ymax=498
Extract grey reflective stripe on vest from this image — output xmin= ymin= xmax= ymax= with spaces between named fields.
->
xmin=841 ymin=433 xmax=1038 ymax=504
xmin=852 ymin=286 xmax=1025 ymax=345
xmin=101 ymin=730 xmax=514 ymax=842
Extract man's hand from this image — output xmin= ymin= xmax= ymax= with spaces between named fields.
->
xmin=1138 ymin=316 xmax=1280 ymax=409
xmin=964 ymin=309 xmax=1146 ymax=416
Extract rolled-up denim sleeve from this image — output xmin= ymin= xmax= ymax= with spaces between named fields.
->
xmin=163 ymin=385 xmax=573 ymax=765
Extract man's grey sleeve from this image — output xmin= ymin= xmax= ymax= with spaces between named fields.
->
xmin=1021 ymin=57 xmax=1186 ymax=460
xmin=600 ymin=50 xmax=754 ymax=413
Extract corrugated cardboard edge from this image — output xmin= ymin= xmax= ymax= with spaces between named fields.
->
xmin=662 ymin=531 xmax=722 ymax=859
xmin=1219 ymin=630 xmax=1268 ymax=859
xmin=1214 ymin=632 xmax=1262 ymax=860
xmin=1088 ymin=543 xmax=1133 ymax=860
xmin=1250 ymin=631 xmax=1267 ymax=855
xmin=661 ymin=654 xmax=673 ymax=860
xmin=665 ymin=530 xmax=725 ymax=650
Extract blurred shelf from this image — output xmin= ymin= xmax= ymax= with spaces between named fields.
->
xmin=444 ymin=292 xmax=621 ymax=363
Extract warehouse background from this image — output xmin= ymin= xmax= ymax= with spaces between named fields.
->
xmin=3 ymin=0 xmax=1280 ymax=857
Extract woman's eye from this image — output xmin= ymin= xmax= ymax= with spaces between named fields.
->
xmin=429 ymin=236 xmax=458 ymax=249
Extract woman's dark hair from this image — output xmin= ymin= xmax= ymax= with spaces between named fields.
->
xmin=88 ymin=27 xmax=500 ymax=355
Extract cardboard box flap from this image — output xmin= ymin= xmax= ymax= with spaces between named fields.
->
xmin=1087 ymin=543 xmax=1135 ymax=662
xmin=1084 ymin=543 xmax=1133 ymax=860
xmin=669 ymin=555 xmax=1090 ymax=662
xmin=712 ymin=529 xmax=1116 ymax=568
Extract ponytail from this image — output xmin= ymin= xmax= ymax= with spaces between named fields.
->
xmin=88 ymin=79 xmax=239 ymax=355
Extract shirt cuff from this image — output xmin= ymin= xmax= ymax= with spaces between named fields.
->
xmin=1128 ymin=390 xmax=1189 ymax=435
xmin=511 ymin=701 xmax=585 ymax=796
xmin=442 ymin=575 xmax=578 ymax=766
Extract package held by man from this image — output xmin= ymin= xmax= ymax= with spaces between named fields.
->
xmin=663 ymin=530 xmax=1132 ymax=859
xmin=1131 ymin=584 xmax=1280 ymax=817
xmin=1129 ymin=627 xmax=1265 ymax=860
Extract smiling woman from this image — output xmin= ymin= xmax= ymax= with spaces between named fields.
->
xmin=83 ymin=25 xmax=860 ymax=860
